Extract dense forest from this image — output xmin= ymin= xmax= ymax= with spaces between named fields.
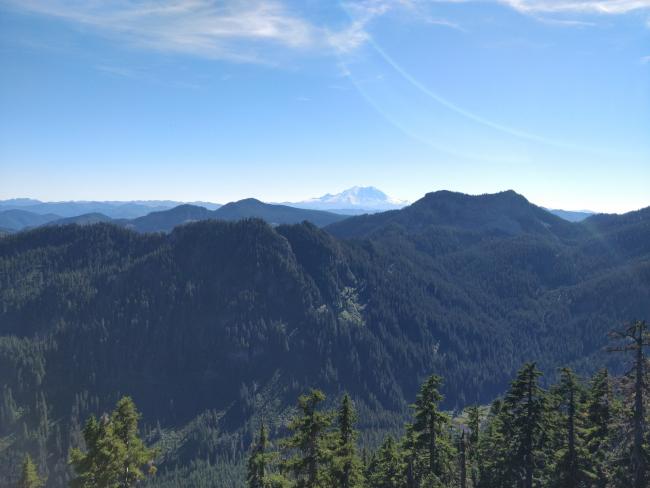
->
xmin=240 ymin=320 xmax=650 ymax=488
xmin=1 ymin=190 xmax=649 ymax=486
xmin=18 ymin=320 xmax=650 ymax=488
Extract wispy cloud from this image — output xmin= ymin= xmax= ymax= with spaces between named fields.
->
xmin=497 ymin=0 xmax=650 ymax=14
xmin=5 ymin=0 xmax=375 ymax=62
xmin=4 ymin=0 xmax=648 ymax=64
xmin=641 ymin=55 xmax=650 ymax=63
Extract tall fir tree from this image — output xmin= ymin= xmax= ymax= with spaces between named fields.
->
xmin=500 ymin=363 xmax=548 ymax=488
xmin=411 ymin=375 xmax=455 ymax=486
xmin=608 ymin=319 xmax=650 ymax=488
xmin=552 ymin=367 xmax=593 ymax=487
xmin=69 ymin=397 xmax=156 ymax=488
xmin=476 ymin=400 xmax=508 ymax=488
xmin=331 ymin=394 xmax=364 ymax=488
xmin=466 ymin=405 xmax=482 ymax=488
xmin=281 ymin=389 xmax=332 ymax=488
xmin=585 ymin=368 xmax=615 ymax=488
xmin=402 ymin=426 xmax=419 ymax=488
xmin=366 ymin=436 xmax=404 ymax=488
xmin=248 ymin=423 xmax=269 ymax=488
xmin=458 ymin=431 xmax=467 ymax=488
xmin=19 ymin=454 xmax=44 ymax=488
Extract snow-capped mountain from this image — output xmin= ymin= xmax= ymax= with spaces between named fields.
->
xmin=287 ymin=186 xmax=409 ymax=214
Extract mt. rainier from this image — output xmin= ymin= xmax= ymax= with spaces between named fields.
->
xmin=288 ymin=186 xmax=408 ymax=214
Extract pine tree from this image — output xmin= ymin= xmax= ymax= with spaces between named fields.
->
xmin=585 ymin=368 xmax=615 ymax=488
xmin=281 ymin=389 xmax=332 ymax=488
xmin=500 ymin=363 xmax=547 ymax=488
xmin=111 ymin=397 xmax=156 ymax=486
xmin=69 ymin=396 xmax=156 ymax=488
xmin=401 ymin=426 xmax=419 ymax=488
xmin=458 ymin=432 xmax=467 ymax=488
xmin=331 ymin=394 xmax=364 ymax=488
xmin=412 ymin=375 xmax=455 ymax=485
xmin=608 ymin=319 xmax=650 ymax=488
xmin=466 ymin=405 xmax=481 ymax=487
xmin=367 ymin=436 xmax=404 ymax=488
xmin=552 ymin=367 xmax=593 ymax=487
xmin=19 ymin=454 xmax=44 ymax=488
xmin=247 ymin=423 xmax=270 ymax=488
xmin=476 ymin=400 xmax=508 ymax=488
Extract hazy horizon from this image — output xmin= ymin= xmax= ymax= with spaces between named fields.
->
xmin=0 ymin=186 xmax=637 ymax=215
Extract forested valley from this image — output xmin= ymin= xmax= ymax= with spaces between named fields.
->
xmin=1 ymin=190 xmax=649 ymax=487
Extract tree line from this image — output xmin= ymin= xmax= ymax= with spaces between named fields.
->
xmin=16 ymin=320 xmax=649 ymax=488
xmin=243 ymin=320 xmax=649 ymax=488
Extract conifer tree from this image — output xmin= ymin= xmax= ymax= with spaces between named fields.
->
xmin=585 ymin=368 xmax=614 ymax=488
xmin=552 ymin=367 xmax=593 ymax=487
xmin=500 ymin=363 xmax=547 ymax=488
xmin=608 ymin=319 xmax=650 ymax=488
xmin=458 ymin=431 xmax=467 ymax=488
xmin=412 ymin=375 xmax=455 ymax=485
xmin=476 ymin=400 xmax=507 ymax=488
xmin=281 ymin=389 xmax=332 ymax=488
xmin=69 ymin=396 xmax=156 ymax=488
xmin=332 ymin=394 xmax=364 ymax=488
xmin=399 ymin=424 xmax=419 ymax=488
xmin=248 ymin=423 xmax=270 ymax=488
xmin=466 ymin=405 xmax=481 ymax=488
xmin=19 ymin=454 xmax=44 ymax=488
xmin=367 ymin=436 xmax=404 ymax=488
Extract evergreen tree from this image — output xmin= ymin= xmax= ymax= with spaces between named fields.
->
xmin=19 ymin=454 xmax=44 ymax=488
xmin=69 ymin=397 xmax=156 ymax=488
xmin=281 ymin=389 xmax=332 ymax=488
xmin=552 ymin=367 xmax=593 ymax=487
xmin=458 ymin=432 xmax=467 ymax=488
xmin=609 ymin=320 xmax=650 ymax=488
xmin=331 ymin=394 xmax=364 ymax=488
xmin=247 ymin=423 xmax=270 ymax=488
xmin=401 ymin=425 xmax=419 ymax=488
xmin=476 ymin=400 xmax=508 ymax=488
xmin=412 ymin=375 xmax=455 ymax=485
xmin=367 ymin=436 xmax=404 ymax=488
xmin=585 ymin=368 xmax=615 ymax=488
xmin=500 ymin=363 xmax=547 ymax=488
xmin=466 ymin=405 xmax=481 ymax=488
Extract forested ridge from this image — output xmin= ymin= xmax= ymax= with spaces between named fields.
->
xmin=1 ymin=190 xmax=649 ymax=486
xmin=237 ymin=322 xmax=649 ymax=488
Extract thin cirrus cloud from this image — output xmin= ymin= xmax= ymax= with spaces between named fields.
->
xmin=6 ymin=0 xmax=372 ymax=62
xmin=496 ymin=0 xmax=650 ymax=14
xmin=5 ymin=0 xmax=649 ymax=64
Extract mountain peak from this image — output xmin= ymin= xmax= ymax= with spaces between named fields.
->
xmin=289 ymin=186 xmax=408 ymax=213
xmin=328 ymin=189 xmax=577 ymax=239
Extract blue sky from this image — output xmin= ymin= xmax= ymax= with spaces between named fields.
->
xmin=0 ymin=0 xmax=648 ymax=212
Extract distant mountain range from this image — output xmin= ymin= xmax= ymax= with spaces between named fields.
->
xmin=0 ymin=188 xmax=602 ymax=233
xmin=545 ymin=208 xmax=594 ymax=222
xmin=0 ymin=198 xmax=221 ymax=220
xmin=34 ymin=199 xmax=348 ymax=233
